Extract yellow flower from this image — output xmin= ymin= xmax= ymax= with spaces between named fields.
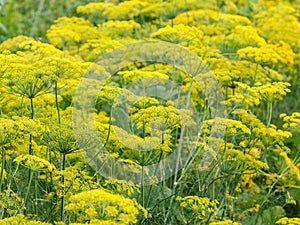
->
xmin=109 ymin=1 xmax=149 ymax=21
xmin=226 ymin=25 xmax=266 ymax=47
xmin=101 ymin=20 xmax=141 ymax=38
xmin=14 ymin=154 xmax=56 ymax=172
xmin=47 ymin=17 xmax=101 ymax=51
xmin=276 ymin=217 xmax=300 ymax=225
xmin=281 ymin=112 xmax=300 ymax=130
xmin=238 ymin=42 xmax=295 ymax=70
xmin=176 ymin=195 xmax=219 ymax=219
xmin=79 ymin=38 xmax=122 ymax=61
xmin=65 ymin=189 xmax=147 ymax=224
xmin=77 ymin=2 xmax=115 ymax=23
xmin=255 ymin=2 xmax=300 ymax=49
xmin=210 ymin=220 xmax=242 ymax=225
xmin=0 ymin=214 xmax=52 ymax=225
xmin=151 ymin=24 xmax=203 ymax=46
xmin=255 ymin=82 xmax=291 ymax=103
xmin=286 ymin=191 xmax=296 ymax=205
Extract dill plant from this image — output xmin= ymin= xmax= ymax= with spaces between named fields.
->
xmin=0 ymin=0 xmax=299 ymax=224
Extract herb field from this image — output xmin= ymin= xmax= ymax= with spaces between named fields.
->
xmin=0 ymin=0 xmax=300 ymax=224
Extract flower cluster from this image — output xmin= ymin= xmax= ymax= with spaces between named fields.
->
xmin=176 ymin=195 xmax=219 ymax=220
xmin=14 ymin=154 xmax=56 ymax=172
xmin=0 ymin=214 xmax=52 ymax=225
xmin=65 ymin=189 xmax=147 ymax=224
xmin=276 ymin=217 xmax=300 ymax=225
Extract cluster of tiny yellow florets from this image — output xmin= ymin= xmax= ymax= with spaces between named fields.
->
xmin=65 ymin=189 xmax=148 ymax=224
xmin=0 ymin=214 xmax=52 ymax=225
xmin=176 ymin=195 xmax=219 ymax=219
xmin=209 ymin=220 xmax=242 ymax=225
xmin=276 ymin=217 xmax=300 ymax=225
xmin=280 ymin=112 xmax=300 ymax=129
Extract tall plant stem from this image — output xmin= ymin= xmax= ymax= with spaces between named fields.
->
xmin=164 ymin=82 xmax=193 ymax=223
xmin=29 ymin=97 xmax=34 ymax=155
xmin=0 ymin=145 xmax=5 ymax=193
xmin=267 ymin=102 xmax=273 ymax=127
xmin=54 ymin=80 xmax=65 ymax=223
xmin=24 ymin=168 xmax=33 ymax=214
xmin=55 ymin=81 xmax=61 ymax=125
xmin=141 ymin=164 xmax=145 ymax=207
xmin=24 ymin=97 xmax=35 ymax=215
xmin=60 ymin=153 xmax=66 ymax=222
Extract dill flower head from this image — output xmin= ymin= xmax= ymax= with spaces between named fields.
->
xmin=65 ymin=188 xmax=148 ymax=224
xmin=176 ymin=195 xmax=219 ymax=219
xmin=14 ymin=154 xmax=56 ymax=172
xmin=276 ymin=217 xmax=300 ymax=225
xmin=0 ymin=214 xmax=52 ymax=225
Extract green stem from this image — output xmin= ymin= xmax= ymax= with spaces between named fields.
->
xmin=26 ymin=97 xmax=35 ymax=215
xmin=0 ymin=145 xmax=5 ymax=193
xmin=164 ymin=82 xmax=193 ymax=223
xmin=104 ymin=112 xmax=112 ymax=147
xmin=60 ymin=153 xmax=66 ymax=222
xmin=30 ymin=97 xmax=34 ymax=119
xmin=252 ymin=63 xmax=258 ymax=85
xmin=259 ymin=166 xmax=290 ymax=212
xmin=29 ymin=97 xmax=34 ymax=155
xmin=55 ymin=81 xmax=61 ymax=125
xmin=145 ymin=147 xmax=164 ymax=209
xmin=1 ymin=164 xmax=19 ymax=219
xmin=54 ymin=80 xmax=65 ymax=222
xmin=24 ymin=168 xmax=33 ymax=215
xmin=35 ymin=173 xmax=38 ymax=215
xmin=267 ymin=102 xmax=273 ymax=127
xmin=141 ymin=165 xmax=144 ymax=207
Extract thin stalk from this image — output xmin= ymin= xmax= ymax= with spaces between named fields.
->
xmin=259 ymin=166 xmax=290 ymax=212
xmin=1 ymin=163 xmax=19 ymax=219
xmin=164 ymin=82 xmax=193 ymax=223
xmin=267 ymin=102 xmax=273 ymax=127
xmin=29 ymin=97 xmax=34 ymax=155
xmin=104 ymin=111 xmax=112 ymax=147
xmin=141 ymin=165 xmax=145 ymax=207
xmin=145 ymin=134 xmax=164 ymax=208
xmin=54 ymin=81 xmax=61 ymax=125
xmin=35 ymin=173 xmax=38 ymax=215
xmin=25 ymin=97 xmax=35 ymax=215
xmin=54 ymin=80 xmax=66 ymax=223
xmin=47 ymin=144 xmax=54 ymax=192
xmin=0 ymin=145 xmax=5 ymax=193
xmin=60 ymin=153 xmax=66 ymax=222
xmin=24 ymin=168 xmax=33 ymax=214
xmin=252 ymin=63 xmax=259 ymax=85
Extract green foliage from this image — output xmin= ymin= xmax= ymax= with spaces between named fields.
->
xmin=0 ymin=0 xmax=95 ymax=41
